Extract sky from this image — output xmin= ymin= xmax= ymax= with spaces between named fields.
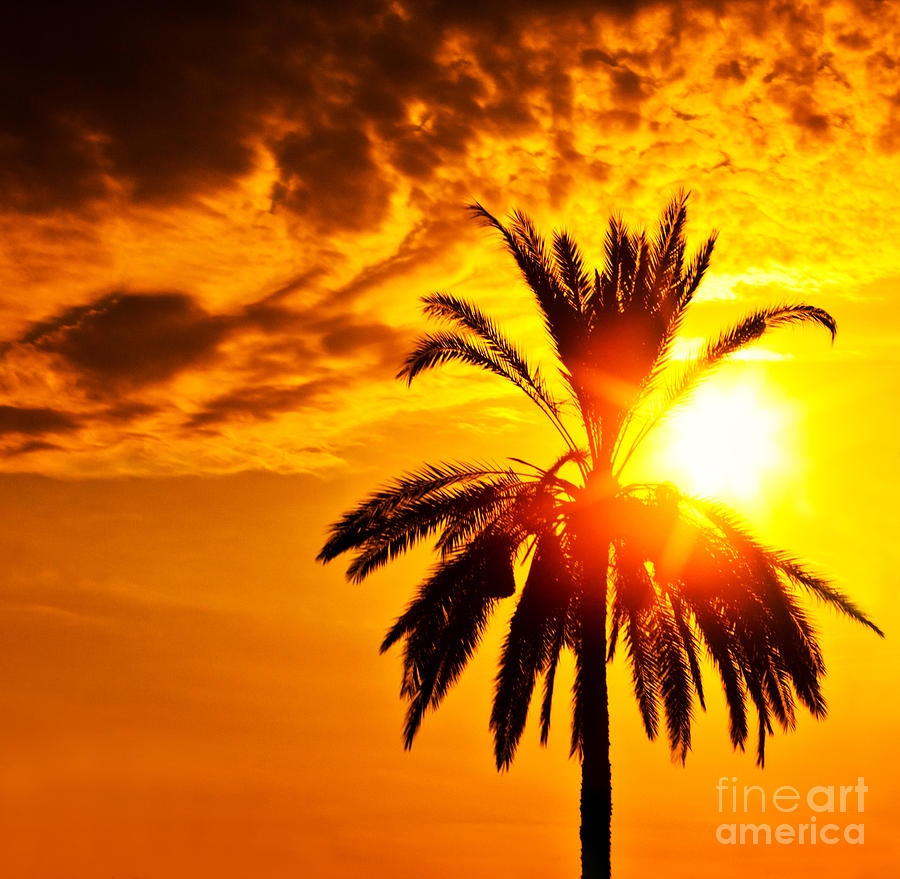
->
xmin=0 ymin=1 xmax=898 ymax=876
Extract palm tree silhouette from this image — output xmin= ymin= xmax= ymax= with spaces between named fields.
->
xmin=318 ymin=193 xmax=882 ymax=879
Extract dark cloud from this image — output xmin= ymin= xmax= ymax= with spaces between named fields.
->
xmin=183 ymin=379 xmax=339 ymax=430
xmin=180 ymin=307 xmax=409 ymax=429
xmin=5 ymin=0 xmax=886 ymax=234
xmin=7 ymin=261 xmax=412 ymax=377
xmin=714 ymin=59 xmax=746 ymax=81
xmin=1 ymin=276 xmax=412 ymax=440
xmin=317 ymin=319 xmax=406 ymax=358
xmin=272 ymin=124 xmax=394 ymax=229
xmin=0 ymin=406 xmax=81 ymax=436
xmin=877 ymin=91 xmax=900 ymax=152
xmin=2 ymin=3 xmax=268 ymax=212
xmin=0 ymin=439 xmax=61 ymax=458
xmin=792 ymin=104 xmax=831 ymax=135
xmin=611 ymin=68 xmax=647 ymax=102
xmin=1 ymin=0 xmax=661 ymax=225
xmin=21 ymin=292 xmax=232 ymax=392
xmin=580 ymin=48 xmax=619 ymax=68
xmin=100 ymin=401 xmax=161 ymax=423
xmin=836 ymin=30 xmax=872 ymax=51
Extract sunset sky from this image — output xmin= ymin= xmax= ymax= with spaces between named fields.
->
xmin=1 ymin=1 xmax=898 ymax=876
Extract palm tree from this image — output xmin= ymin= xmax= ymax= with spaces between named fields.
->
xmin=317 ymin=193 xmax=882 ymax=879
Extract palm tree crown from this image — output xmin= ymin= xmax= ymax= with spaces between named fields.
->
xmin=318 ymin=192 xmax=881 ymax=879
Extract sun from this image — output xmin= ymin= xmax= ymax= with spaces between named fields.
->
xmin=651 ymin=376 xmax=791 ymax=503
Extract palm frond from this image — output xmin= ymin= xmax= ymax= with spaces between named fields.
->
xmin=539 ymin=615 xmax=568 ymax=745
xmin=652 ymin=591 xmax=694 ymax=762
xmin=623 ymin=610 xmax=660 ymax=739
xmin=736 ymin=651 xmax=774 ymax=767
xmin=606 ymin=588 xmax=623 ymax=662
xmin=682 ymin=494 xmax=883 ymax=637
xmin=690 ymin=600 xmax=749 ymax=750
xmin=674 ymin=231 xmax=718 ymax=315
xmin=318 ymin=461 xmax=513 ymax=566
xmin=779 ymin=557 xmax=884 ymax=637
xmin=615 ymin=303 xmax=837 ymax=475
xmin=569 ymin=606 xmax=585 ymax=758
xmin=468 ymin=202 xmax=583 ymax=366
xmin=616 ymin=483 xmax=860 ymax=764
xmin=509 ymin=447 xmax=587 ymax=491
xmin=669 ymin=593 xmax=706 ymax=709
xmin=491 ymin=528 xmax=573 ymax=768
xmin=398 ymin=327 xmax=588 ymax=459
xmin=348 ymin=476 xmax=529 ymax=582
xmin=434 ymin=479 xmax=545 ymax=558
xmin=591 ymin=215 xmax=625 ymax=320
xmin=381 ymin=530 xmax=517 ymax=658
xmin=626 ymin=231 xmax=650 ymax=314
xmin=385 ymin=534 xmax=518 ymax=748
xmin=639 ymin=228 xmax=719 ymax=396
xmin=553 ymin=230 xmax=591 ymax=312
xmin=402 ymin=585 xmax=498 ymax=747
xmin=647 ymin=190 xmax=688 ymax=315
xmin=613 ymin=544 xmax=660 ymax=738
xmin=398 ymin=329 xmax=525 ymax=388
xmin=421 ymin=293 xmax=563 ymax=417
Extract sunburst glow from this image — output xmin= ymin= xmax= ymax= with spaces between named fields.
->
xmin=655 ymin=378 xmax=790 ymax=502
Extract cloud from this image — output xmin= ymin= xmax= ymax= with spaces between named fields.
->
xmin=0 ymin=0 xmax=679 ymax=224
xmin=100 ymin=401 xmax=161 ymax=423
xmin=183 ymin=379 xmax=340 ymax=430
xmin=21 ymin=292 xmax=233 ymax=392
xmin=1 ymin=440 xmax=62 ymax=459
xmin=0 ymin=406 xmax=81 ymax=436
xmin=1 ymin=4 xmax=263 ymax=213
xmin=272 ymin=125 xmax=394 ymax=230
xmin=0 ymin=407 xmax=78 ymax=460
xmin=1 ymin=0 xmax=899 ymax=478
xmin=0 ymin=276 xmax=415 ymax=462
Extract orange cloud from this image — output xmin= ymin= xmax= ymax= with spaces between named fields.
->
xmin=1 ymin=0 xmax=899 ymax=477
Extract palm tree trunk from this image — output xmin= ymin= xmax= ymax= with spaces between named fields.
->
xmin=579 ymin=538 xmax=612 ymax=879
